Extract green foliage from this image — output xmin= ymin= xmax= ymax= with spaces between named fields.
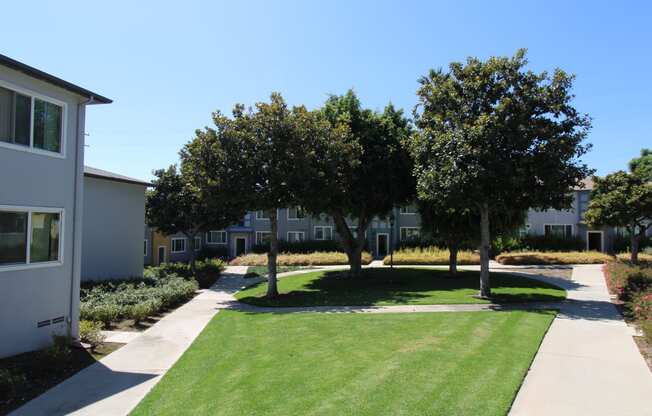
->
xmin=145 ymin=258 xmax=225 ymax=288
xmin=80 ymin=274 xmax=198 ymax=326
xmin=251 ymin=239 xmax=344 ymax=254
xmin=519 ymin=235 xmax=586 ymax=252
xmin=495 ymin=251 xmax=612 ymax=265
xmin=613 ymin=234 xmax=652 ymax=253
xmin=197 ymin=245 xmax=228 ymax=261
xmin=230 ymin=251 xmax=373 ymax=266
xmin=79 ymin=321 xmax=105 ymax=347
xmin=629 ymin=148 xmax=652 ymax=181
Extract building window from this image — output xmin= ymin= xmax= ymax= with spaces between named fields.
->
xmin=207 ymin=230 xmax=227 ymax=244
xmin=194 ymin=237 xmax=201 ymax=251
xmin=171 ymin=238 xmax=187 ymax=253
xmin=314 ymin=226 xmax=332 ymax=240
xmin=544 ymin=224 xmax=573 ymax=238
xmin=287 ymin=206 xmax=306 ymax=220
xmin=144 ymin=240 xmax=148 ymax=256
xmin=287 ymin=231 xmax=305 ymax=242
xmin=399 ymin=205 xmax=417 ymax=215
xmin=400 ymin=227 xmax=420 ymax=241
xmin=256 ymin=231 xmax=271 ymax=245
xmin=0 ymin=207 xmax=62 ymax=268
xmin=0 ymin=84 xmax=64 ymax=155
xmin=255 ymin=210 xmax=274 ymax=220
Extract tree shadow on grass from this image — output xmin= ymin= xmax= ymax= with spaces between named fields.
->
xmin=236 ymin=268 xmax=573 ymax=308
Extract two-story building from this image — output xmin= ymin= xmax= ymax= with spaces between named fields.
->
xmin=0 ymin=54 xmax=111 ymax=358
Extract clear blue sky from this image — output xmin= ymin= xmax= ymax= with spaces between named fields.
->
xmin=2 ymin=1 xmax=650 ymax=181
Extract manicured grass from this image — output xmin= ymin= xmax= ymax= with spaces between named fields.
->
xmin=132 ymin=310 xmax=555 ymax=416
xmin=235 ymin=268 xmax=566 ymax=307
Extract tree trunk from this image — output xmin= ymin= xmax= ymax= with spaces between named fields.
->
xmin=266 ymin=209 xmax=279 ymax=298
xmin=479 ymin=202 xmax=491 ymax=298
xmin=449 ymin=242 xmax=458 ymax=275
xmin=631 ymin=232 xmax=640 ymax=265
xmin=333 ymin=213 xmax=365 ymax=278
xmin=185 ymin=231 xmax=197 ymax=274
xmin=346 ymin=246 xmax=363 ymax=277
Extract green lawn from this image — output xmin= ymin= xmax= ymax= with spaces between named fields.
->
xmin=236 ymin=268 xmax=566 ymax=307
xmin=244 ymin=265 xmax=312 ymax=278
xmin=132 ymin=310 xmax=555 ymax=416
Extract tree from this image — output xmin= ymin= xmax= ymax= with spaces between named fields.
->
xmin=301 ymin=90 xmax=414 ymax=277
xmin=183 ymin=93 xmax=353 ymax=297
xmin=146 ymin=165 xmax=243 ymax=270
xmin=629 ymin=148 xmax=652 ymax=181
xmin=410 ymin=49 xmax=592 ymax=297
xmin=584 ymin=171 xmax=652 ymax=264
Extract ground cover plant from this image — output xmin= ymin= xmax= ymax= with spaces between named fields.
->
xmin=80 ymin=274 xmax=198 ymax=327
xmin=383 ymin=247 xmax=479 ymax=265
xmin=236 ymin=268 xmax=565 ymax=307
xmin=495 ymin=251 xmax=612 ymax=265
xmin=145 ymin=258 xmax=225 ymax=288
xmin=0 ymin=337 xmax=120 ymax=414
xmin=132 ymin=310 xmax=555 ymax=416
xmin=230 ymin=251 xmax=373 ymax=267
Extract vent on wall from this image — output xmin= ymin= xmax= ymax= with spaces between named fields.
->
xmin=37 ymin=319 xmax=51 ymax=328
xmin=52 ymin=316 xmax=65 ymax=324
xmin=37 ymin=316 xmax=66 ymax=328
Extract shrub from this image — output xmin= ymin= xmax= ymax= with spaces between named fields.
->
xmin=520 ymin=235 xmax=585 ymax=252
xmin=145 ymin=258 xmax=225 ymax=288
xmin=495 ymin=251 xmax=612 ymax=265
xmin=230 ymin=251 xmax=373 ymax=266
xmin=631 ymin=292 xmax=652 ymax=322
xmin=79 ymin=320 xmax=105 ymax=347
xmin=38 ymin=336 xmax=71 ymax=362
xmin=615 ymin=252 xmax=652 ymax=266
xmin=383 ymin=247 xmax=480 ymax=265
xmin=0 ymin=369 xmax=26 ymax=400
xmin=613 ymin=234 xmax=652 ymax=253
xmin=251 ymin=239 xmax=354 ymax=254
xmin=197 ymin=245 xmax=229 ymax=260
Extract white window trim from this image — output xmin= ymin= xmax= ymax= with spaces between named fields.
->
xmin=0 ymin=205 xmax=65 ymax=272
xmin=255 ymin=231 xmax=271 ymax=245
xmin=586 ymin=230 xmax=604 ymax=252
xmin=144 ymin=239 xmax=148 ymax=257
xmin=194 ymin=236 xmax=201 ymax=251
xmin=255 ymin=210 xmax=270 ymax=220
xmin=206 ymin=230 xmax=227 ymax=245
xmin=171 ymin=237 xmax=187 ymax=253
xmin=399 ymin=205 xmax=417 ymax=215
xmin=399 ymin=227 xmax=420 ymax=241
xmin=287 ymin=207 xmax=305 ymax=221
xmin=313 ymin=226 xmax=333 ymax=240
xmin=0 ymin=79 xmax=67 ymax=159
xmin=543 ymin=223 xmax=574 ymax=237
xmin=287 ymin=231 xmax=305 ymax=242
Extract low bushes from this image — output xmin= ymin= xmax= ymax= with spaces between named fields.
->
xmin=495 ymin=251 xmax=612 ymax=265
xmin=615 ymin=252 xmax=652 ymax=266
xmin=251 ymin=239 xmax=347 ymax=254
xmin=144 ymin=258 xmax=225 ymax=288
xmin=230 ymin=251 xmax=373 ymax=266
xmin=383 ymin=247 xmax=480 ymax=265
xmin=79 ymin=320 xmax=105 ymax=347
xmin=80 ymin=275 xmax=198 ymax=327
xmin=604 ymin=262 xmax=652 ymax=342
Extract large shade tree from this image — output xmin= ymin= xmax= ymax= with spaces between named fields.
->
xmin=584 ymin=170 xmax=652 ymax=264
xmin=183 ymin=93 xmax=355 ymax=297
xmin=629 ymin=148 xmax=652 ymax=181
xmin=146 ymin=164 xmax=244 ymax=270
xmin=302 ymin=90 xmax=414 ymax=277
xmin=409 ymin=49 xmax=592 ymax=297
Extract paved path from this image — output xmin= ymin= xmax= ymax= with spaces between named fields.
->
xmin=509 ymin=264 xmax=652 ymax=416
xmin=10 ymin=268 xmax=251 ymax=416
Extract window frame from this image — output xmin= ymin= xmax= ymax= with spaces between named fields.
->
xmin=206 ymin=230 xmax=227 ymax=245
xmin=399 ymin=205 xmax=417 ymax=215
xmin=287 ymin=231 xmax=305 ymax=242
xmin=255 ymin=231 xmax=272 ymax=245
xmin=0 ymin=79 xmax=67 ymax=158
xmin=143 ymin=239 xmax=148 ymax=257
xmin=170 ymin=237 xmax=187 ymax=253
xmin=0 ymin=205 xmax=64 ymax=272
xmin=543 ymin=224 xmax=574 ymax=238
xmin=313 ymin=226 xmax=333 ymax=240
xmin=399 ymin=227 xmax=420 ymax=242
xmin=287 ymin=206 xmax=306 ymax=220
xmin=194 ymin=236 xmax=201 ymax=251
xmin=255 ymin=210 xmax=271 ymax=220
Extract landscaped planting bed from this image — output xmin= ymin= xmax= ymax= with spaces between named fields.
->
xmin=145 ymin=258 xmax=225 ymax=288
xmin=230 ymin=251 xmax=373 ymax=266
xmin=615 ymin=253 xmax=652 ymax=266
xmin=236 ymin=268 xmax=566 ymax=307
xmin=495 ymin=251 xmax=613 ymax=265
xmin=383 ymin=246 xmax=479 ymax=265
xmin=132 ymin=310 xmax=555 ymax=416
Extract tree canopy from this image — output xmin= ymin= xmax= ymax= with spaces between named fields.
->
xmin=629 ymin=148 xmax=652 ymax=181
xmin=410 ymin=49 xmax=592 ymax=297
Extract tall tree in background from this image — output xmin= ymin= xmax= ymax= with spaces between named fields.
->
xmin=585 ymin=171 xmax=652 ymax=264
xmin=184 ymin=93 xmax=354 ymax=297
xmin=303 ymin=90 xmax=414 ymax=277
xmin=146 ymin=165 xmax=244 ymax=270
xmin=629 ymin=148 xmax=652 ymax=181
xmin=410 ymin=49 xmax=592 ymax=297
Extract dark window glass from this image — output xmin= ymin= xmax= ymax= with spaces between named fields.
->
xmin=0 ymin=87 xmax=31 ymax=146
xmin=33 ymin=99 xmax=62 ymax=153
xmin=0 ymin=211 xmax=28 ymax=264
xmin=30 ymin=212 xmax=60 ymax=262
xmin=14 ymin=94 xmax=31 ymax=145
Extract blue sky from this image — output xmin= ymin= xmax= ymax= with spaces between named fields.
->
xmin=2 ymin=1 xmax=650 ymax=180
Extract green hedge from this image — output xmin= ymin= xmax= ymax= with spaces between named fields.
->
xmin=144 ymin=258 xmax=225 ymax=288
xmin=251 ymin=239 xmax=349 ymax=254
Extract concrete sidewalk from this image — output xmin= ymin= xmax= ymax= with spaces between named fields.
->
xmin=509 ymin=264 xmax=652 ymax=416
xmin=10 ymin=268 xmax=252 ymax=416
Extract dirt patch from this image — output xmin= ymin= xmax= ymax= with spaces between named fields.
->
xmin=633 ymin=336 xmax=652 ymax=372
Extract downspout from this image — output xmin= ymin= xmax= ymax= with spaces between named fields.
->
xmin=68 ymin=95 xmax=96 ymax=341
